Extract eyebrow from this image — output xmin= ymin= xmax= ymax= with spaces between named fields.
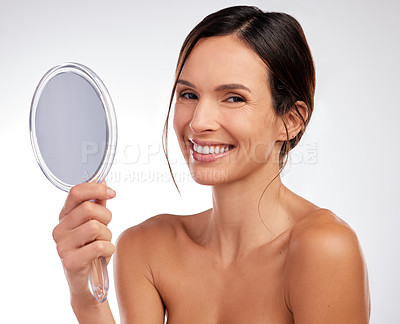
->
xmin=177 ymin=79 xmax=252 ymax=93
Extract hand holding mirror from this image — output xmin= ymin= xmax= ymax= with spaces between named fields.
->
xmin=29 ymin=62 xmax=117 ymax=302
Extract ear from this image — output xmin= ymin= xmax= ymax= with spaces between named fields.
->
xmin=277 ymin=101 xmax=308 ymax=141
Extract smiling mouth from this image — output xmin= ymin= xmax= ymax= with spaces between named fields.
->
xmin=189 ymin=139 xmax=235 ymax=156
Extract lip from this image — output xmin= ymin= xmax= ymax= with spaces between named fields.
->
xmin=188 ymin=139 xmax=236 ymax=163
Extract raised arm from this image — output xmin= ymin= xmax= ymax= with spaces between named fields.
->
xmin=284 ymin=211 xmax=370 ymax=323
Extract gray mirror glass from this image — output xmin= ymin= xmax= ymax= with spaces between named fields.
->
xmin=35 ymin=72 xmax=107 ymax=185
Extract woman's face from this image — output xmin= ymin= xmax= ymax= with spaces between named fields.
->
xmin=173 ymin=35 xmax=283 ymax=186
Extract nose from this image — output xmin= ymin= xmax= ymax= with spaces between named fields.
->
xmin=189 ymin=98 xmax=219 ymax=134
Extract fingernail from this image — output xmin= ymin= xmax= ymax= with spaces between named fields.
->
xmin=107 ymin=188 xmax=116 ymax=198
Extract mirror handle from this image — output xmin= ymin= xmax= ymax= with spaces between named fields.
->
xmin=88 ymin=256 xmax=109 ymax=303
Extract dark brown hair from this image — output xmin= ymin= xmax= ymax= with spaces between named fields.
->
xmin=163 ymin=5 xmax=315 ymax=189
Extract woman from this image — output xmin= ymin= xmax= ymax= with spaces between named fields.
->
xmin=53 ymin=6 xmax=370 ymax=323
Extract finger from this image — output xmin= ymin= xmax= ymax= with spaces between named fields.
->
xmin=62 ymin=200 xmax=112 ymax=229
xmin=93 ymin=180 xmax=109 ymax=208
xmin=62 ymin=182 xmax=116 ymax=217
xmin=56 ymin=220 xmax=112 ymax=258
xmin=54 ymin=202 xmax=112 ymax=242
xmin=62 ymin=240 xmax=115 ymax=274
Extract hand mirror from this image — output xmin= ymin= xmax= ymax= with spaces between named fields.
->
xmin=29 ymin=62 xmax=117 ymax=303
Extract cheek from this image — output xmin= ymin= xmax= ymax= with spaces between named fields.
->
xmin=173 ymin=106 xmax=195 ymax=154
xmin=227 ymin=112 xmax=277 ymax=162
xmin=251 ymin=115 xmax=281 ymax=163
xmin=173 ymin=106 xmax=189 ymax=136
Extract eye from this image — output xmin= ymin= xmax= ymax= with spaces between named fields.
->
xmin=179 ymin=92 xmax=198 ymax=100
xmin=226 ymin=96 xmax=245 ymax=103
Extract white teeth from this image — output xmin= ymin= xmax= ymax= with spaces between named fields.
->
xmin=192 ymin=142 xmax=232 ymax=155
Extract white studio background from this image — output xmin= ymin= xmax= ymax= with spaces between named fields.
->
xmin=0 ymin=0 xmax=398 ymax=323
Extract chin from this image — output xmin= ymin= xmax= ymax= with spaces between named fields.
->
xmin=189 ymin=168 xmax=231 ymax=186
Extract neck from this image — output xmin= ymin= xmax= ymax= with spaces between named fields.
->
xmin=200 ymin=165 xmax=289 ymax=265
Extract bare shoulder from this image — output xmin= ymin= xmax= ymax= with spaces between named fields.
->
xmin=115 ymin=214 xmax=183 ymax=256
xmin=286 ymin=208 xmax=367 ymax=277
xmin=115 ymin=211 xmax=207 ymax=259
xmin=284 ymin=208 xmax=370 ymax=323
xmin=289 ymin=208 xmax=360 ymax=252
xmin=117 ymin=213 xmax=179 ymax=239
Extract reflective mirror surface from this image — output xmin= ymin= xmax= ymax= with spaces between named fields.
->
xmin=35 ymin=72 xmax=107 ymax=186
